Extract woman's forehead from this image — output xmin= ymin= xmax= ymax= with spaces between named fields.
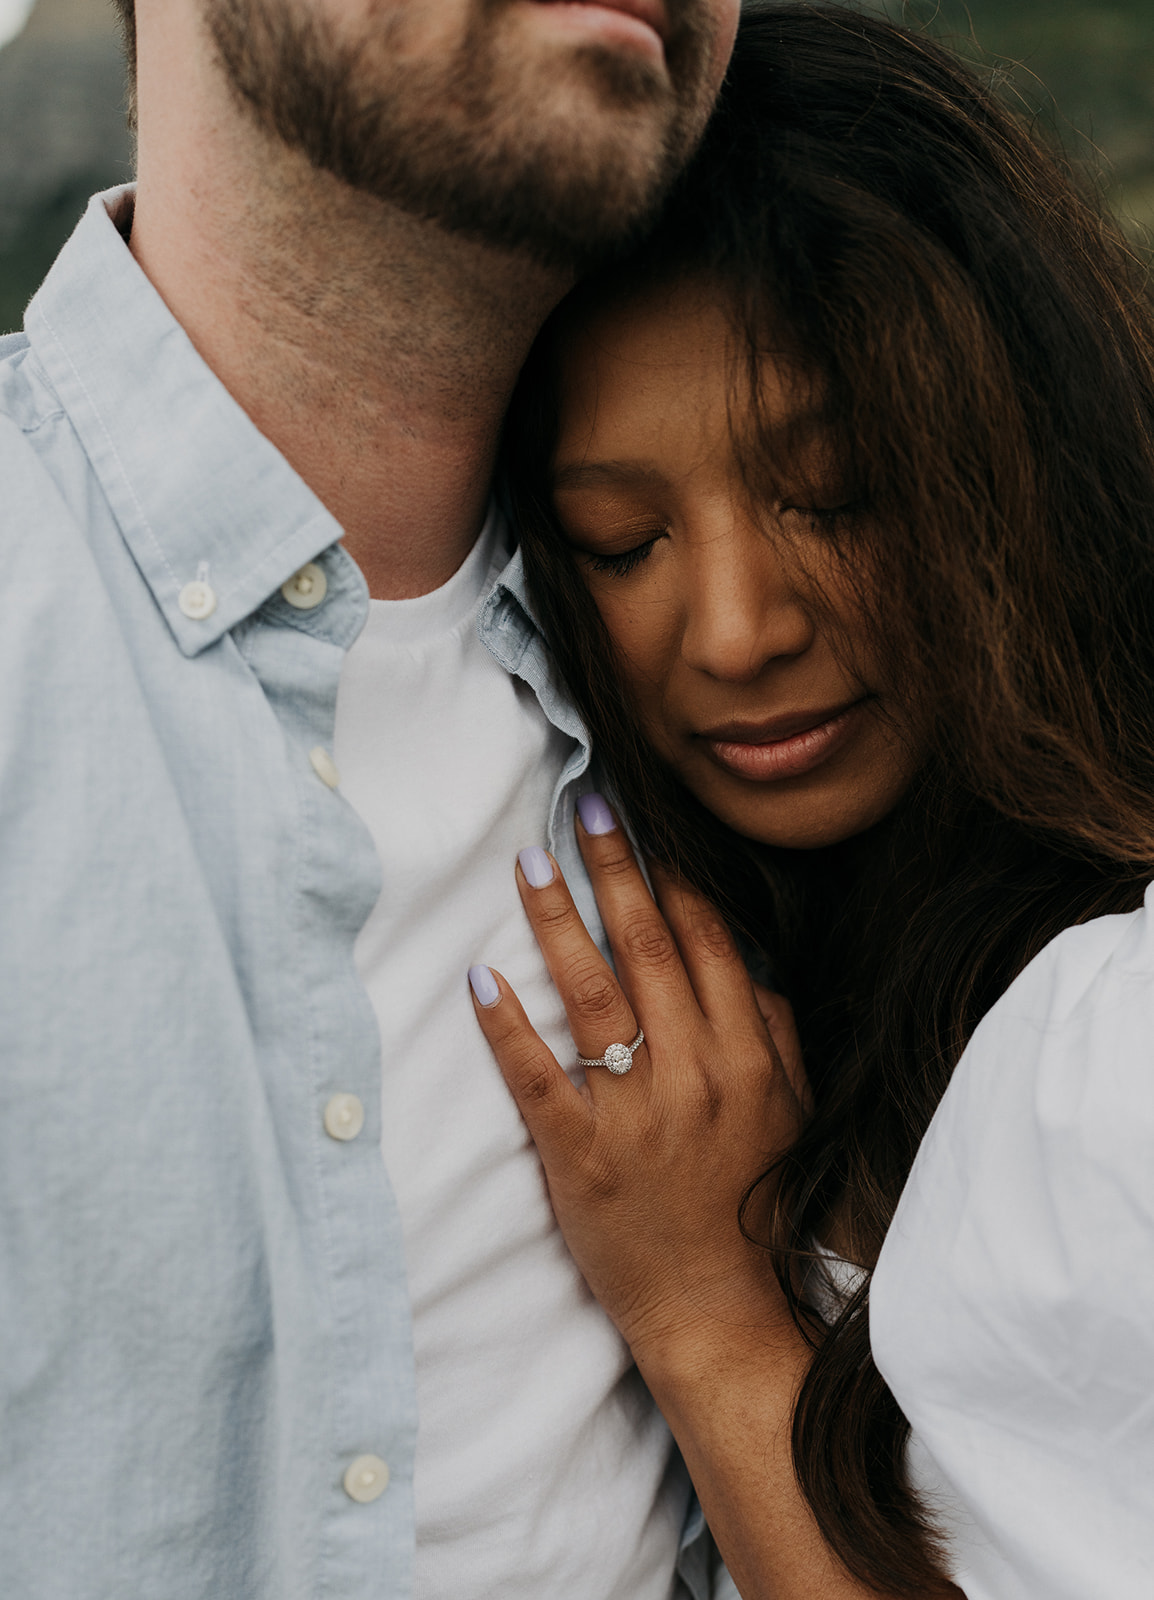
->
xmin=551 ymin=278 xmax=829 ymax=475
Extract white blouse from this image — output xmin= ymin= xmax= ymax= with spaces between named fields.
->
xmin=870 ymin=883 xmax=1154 ymax=1597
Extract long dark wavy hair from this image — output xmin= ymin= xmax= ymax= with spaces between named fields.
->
xmin=502 ymin=5 xmax=1154 ymax=1593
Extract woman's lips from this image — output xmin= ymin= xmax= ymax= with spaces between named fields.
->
xmin=702 ymin=701 xmax=867 ymax=783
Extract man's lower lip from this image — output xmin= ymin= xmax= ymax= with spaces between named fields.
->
xmin=527 ymin=2 xmax=665 ymax=66
xmin=704 ymin=706 xmax=863 ymax=782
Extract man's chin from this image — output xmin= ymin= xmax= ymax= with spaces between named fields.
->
xmin=207 ymin=0 xmax=702 ymax=270
xmin=505 ymin=0 xmax=669 ymax=74
xmin=499 ymin=1 xmax=673 ymax=108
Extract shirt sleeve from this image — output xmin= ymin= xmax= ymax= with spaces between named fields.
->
xmin=674 ymin=1492 xmax=748 ymax=1600
xmin=870 ymin=888 xmax=1154 ymax=1599
xmin=710 ymin=1560 xmax=743 ymax=1600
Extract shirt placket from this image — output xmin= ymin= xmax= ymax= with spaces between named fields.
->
xmin=235 ymin=547 xmax=420 ymax=1598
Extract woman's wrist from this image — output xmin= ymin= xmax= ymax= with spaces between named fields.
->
xmin=624 ymin=1272 xmax=802 ymax=1398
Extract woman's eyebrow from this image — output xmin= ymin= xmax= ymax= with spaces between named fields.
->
xmin=551 ymin=460 xmax=667 ymax=491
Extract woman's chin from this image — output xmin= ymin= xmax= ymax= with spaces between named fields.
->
xmin=686 ymin=772 xmax=911 ymax=852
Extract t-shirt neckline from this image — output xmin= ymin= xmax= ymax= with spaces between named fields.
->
xmin=363 ymin=504 xmax=507 ymax=647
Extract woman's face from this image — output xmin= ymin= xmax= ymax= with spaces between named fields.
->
xmin=550 ymin=279 xmax=920 ymax=850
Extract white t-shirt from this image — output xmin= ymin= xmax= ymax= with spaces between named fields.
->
xmin=332 ymin=512 xmax=686 ymax=1600
xmin=871 ymin=883 xmax=1154 ymax=1598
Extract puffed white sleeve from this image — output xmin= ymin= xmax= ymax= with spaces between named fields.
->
xmin=870 ymin=887 xmax=1154 ymax=1599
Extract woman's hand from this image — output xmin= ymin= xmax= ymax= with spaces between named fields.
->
xmin=469 ymin=798 xmax=905 ymax=1600
xmin=468 ymin=795 xmax=806 ymax=1371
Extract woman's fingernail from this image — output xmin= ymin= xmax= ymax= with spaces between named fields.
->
xmin=518 ymin=846 xmax=554 ymax=889
xmin=468 ymin=964 xmax=500 ymax=1007
xmin=577 ymin=793 xmax=617 ymax=836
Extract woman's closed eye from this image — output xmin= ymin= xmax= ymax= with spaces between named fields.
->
xmin=779 ymin=499 xmax=863 ymax=536
xmin=583 ymin=534 xmax=665 ymax=578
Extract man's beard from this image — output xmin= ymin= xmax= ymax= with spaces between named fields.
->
xmin=205 ymin=0 xmax=717 ymax=270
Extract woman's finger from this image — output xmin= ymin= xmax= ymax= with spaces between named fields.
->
xmin=467 ymin=963 xmax=595 ymax=1160
xmin=648 ymin=860 xmax=765 ymax=1026
xmin=514 ymin=845 xmax=645 ymax=1081
xmin=572 ymin=797 xmax=699 ymax=1024
xmin=752 ymin=984 xmax=813 ymax=1113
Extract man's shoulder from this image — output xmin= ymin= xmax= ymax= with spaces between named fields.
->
xmin=0 ymin=332 xmax=92 ymax=551
xmin=0 ymin=327 xmax=72 ymax=468
xmin=0 ymin=326 xmax=55 ymax=422
xmin=0 ymin=344 xmax=123 ymax=694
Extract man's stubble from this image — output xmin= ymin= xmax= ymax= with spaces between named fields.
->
xmin=205 ymin=0 xmax=719 ymax=269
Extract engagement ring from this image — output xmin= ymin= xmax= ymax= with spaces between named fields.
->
xmin=576 ymin=1029 xmax=645 ymax=1076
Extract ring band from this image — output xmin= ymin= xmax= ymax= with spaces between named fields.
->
xmin=576 ymin=1029 xmax=645 ymax=1076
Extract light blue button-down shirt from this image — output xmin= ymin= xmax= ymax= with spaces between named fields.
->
xmin=0 ymin=189 xmax=728 ymax=1600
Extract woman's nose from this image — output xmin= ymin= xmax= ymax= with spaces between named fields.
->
xmin=679 ymin=531 xmax=814 ymax=684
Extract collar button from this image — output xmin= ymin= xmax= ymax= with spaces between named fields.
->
xmin=178 ymin=580 xmax=217 ymax=621
xmin=281 ymin=562 xmax=328 ymax=610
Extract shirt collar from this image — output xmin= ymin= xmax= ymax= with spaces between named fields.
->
xmin=24 ymin=185 xmax=348 ymax=656
xmin=479 ymin=544 xmax=591 ymax=750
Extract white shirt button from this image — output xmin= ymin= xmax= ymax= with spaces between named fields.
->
xmin=323 ymin=1092 xmax=365 ymax=1142
xmin=343 ymin=1454 xmax=389 ymax=1503
xmin=309 ymin=746 xmax=341 ymax=789
xmin=281 ymin=562 xmax=328 ymax=610
xmin=178 ymin=580 xmax=217 ymax=620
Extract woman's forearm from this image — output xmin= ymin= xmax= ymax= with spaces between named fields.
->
xmin=636 ymin=1316 xmax=905 ymax=1600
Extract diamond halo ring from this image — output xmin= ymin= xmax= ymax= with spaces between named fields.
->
xmin=576 ymin=1029 xmax=645 ymax=1076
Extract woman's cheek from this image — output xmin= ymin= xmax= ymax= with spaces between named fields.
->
xmin=602 ymin=605 xmax=675 ymax=693
xmin=587 ymin=575 xmax=686 ymax=746
xmin=620 ymin=653 xmax=688 ymax=767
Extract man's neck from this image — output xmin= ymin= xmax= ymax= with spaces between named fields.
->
xmin=129 ymin=10 xmax=570 ymax=600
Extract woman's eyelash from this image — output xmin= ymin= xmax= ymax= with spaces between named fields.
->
xmin=783 ymin=500 xmax=862 ymax=529
xmin=584 ymin=537 xmax=660 ymax=577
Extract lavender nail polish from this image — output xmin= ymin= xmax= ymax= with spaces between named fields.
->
xmin=577 ymin=792 xmax=617 ymax=836
xmin=468 ymin=964 xmax=500 ymax=1007
xmin=518 ymin=846 xmax=554 ymax=888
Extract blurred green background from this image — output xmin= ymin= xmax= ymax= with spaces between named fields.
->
xmin=1 ymin=0 xmax=1152 ymax=335
xmin=875 ymin=0 xmax=1154 ymax=234
xmin=0 ymin=0 xmax=132 ymax=334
